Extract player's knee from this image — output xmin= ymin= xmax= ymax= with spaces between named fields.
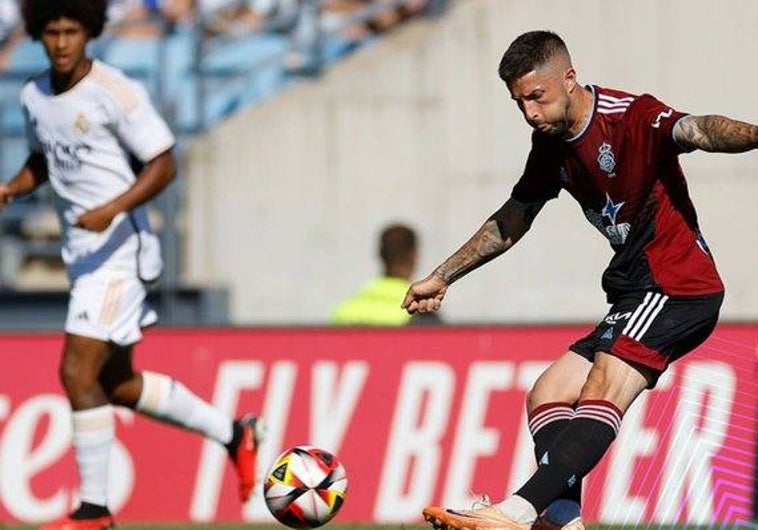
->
xmin=59 ymin=352 xmax=99 ymax=396
xmin=527 ymin=372 xmax=572 ymax=412
xmin=579 ymin=365 xmax=610 ymax=400
xmin=526 ymin=383 xmax=548 ymax=413
xmin=525 ymin=387 xmax=536 ymax=413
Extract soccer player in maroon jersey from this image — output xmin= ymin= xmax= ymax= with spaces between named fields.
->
xmin=402 ymin=30 xmax=758 ymax=530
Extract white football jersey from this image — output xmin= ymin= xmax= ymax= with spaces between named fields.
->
xmin=20 ymin=60 xmax=175 ymax=282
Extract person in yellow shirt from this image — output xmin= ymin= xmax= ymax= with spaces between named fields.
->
xmin=331 ymin=223 xmax=440 ymax=326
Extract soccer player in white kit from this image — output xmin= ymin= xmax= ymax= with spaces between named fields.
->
xmin=0 ymin=2 xmax=262 ymax=529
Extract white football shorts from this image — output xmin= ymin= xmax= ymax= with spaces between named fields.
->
xmin=65 ymin=272 xmax=158 ymax=346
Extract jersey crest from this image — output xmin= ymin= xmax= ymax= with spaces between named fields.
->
xmin=74 ymin=113 xmax=90 ymax=135
xmin=597 ymin=142 xmax=616 ymax=177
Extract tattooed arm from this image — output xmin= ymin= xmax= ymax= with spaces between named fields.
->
xmin=402 ymin=198 xmax=545 ymax=314
xmin=673 ymin=115 xmax=758 ymax=153
xmin=436 ymin=198 xmax=545 ymax=284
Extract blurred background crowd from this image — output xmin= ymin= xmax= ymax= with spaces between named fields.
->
xmin=0 ymin=0 xmax=450 ymax=328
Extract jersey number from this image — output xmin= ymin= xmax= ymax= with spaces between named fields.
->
xmin=652 ymin=109 xmax=673 ymax=129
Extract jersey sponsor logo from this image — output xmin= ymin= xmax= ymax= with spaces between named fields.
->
xmin=584 ymin=193 xmax=631 ymax=245
xmin=597 ymin=142 xmax=616 ymax=177
xmin=41 ymin=140 xmax=92 ymax=172
xmin=601 ymin=194 xmax=624 ymax=224
xmin=652 ymin=108 xmax=674 ymax=129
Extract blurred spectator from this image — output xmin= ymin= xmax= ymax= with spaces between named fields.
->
xmin=161 ymin=0 xmax=195 ymax=26
xmin=198 ymin=0 xmax=265 ymax=36
xmin=107 ymin=0 xmax=193 ymax=36
xmin=0 ymin=29 xmax=21 ymax=71
xmin=320 ymin=0 xmax=373 ymax=42
xmin=0 ymin=0 xmax=19 ymax=43
xmin=366 ymin=0 xmax=403 ymax=33
xmin=323 ymin=0 xmax=430 ymax=36
xmin=331 ymin=223 xmax=442 ymax=326
xmin=251 ymin=0 xmax=298 ymax=28
xmin=0 ymin=0 xmax=20 ymax=70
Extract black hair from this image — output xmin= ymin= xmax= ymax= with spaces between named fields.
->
xmin=379 ymin=224 xmax=417 ymax=267
xmin=498 ymin=30 xmax=569 ymax=85
xmin=21 ymin=0 xmax=108 ymax=40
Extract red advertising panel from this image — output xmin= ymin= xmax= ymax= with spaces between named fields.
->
xmin=0 ymin=325 xmax=756 ymax=526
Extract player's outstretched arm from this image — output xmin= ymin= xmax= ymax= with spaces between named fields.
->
xmin=75 ymin=149 xmax=177 ymax=232
xmin=674 ymin=115 xmax=758 ymax=153
xmin=0 ymin=152 xmax=48 ymax=208
xmin=402 ymin=198 xmax=544 ymax=314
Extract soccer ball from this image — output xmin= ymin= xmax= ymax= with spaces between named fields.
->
xmin=264 ymin=446 xmax=348 ymax=528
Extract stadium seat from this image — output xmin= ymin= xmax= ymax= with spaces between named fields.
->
xmin=172 ymin=31 xmax=289 ymax=131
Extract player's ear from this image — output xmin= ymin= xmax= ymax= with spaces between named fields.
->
xmin=563 ymin=67 xmax=577 ymax=93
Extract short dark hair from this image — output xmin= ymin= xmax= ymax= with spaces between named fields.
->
xmin=379 ymin=224 xmax=417 ymax=267
xmin=498 ymin=30 xmax=569 ymax=85
xmin=21 ymin=0 xmax=108 ymax=40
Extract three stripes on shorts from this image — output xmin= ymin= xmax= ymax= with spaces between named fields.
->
xmin=621 ymin=291 xmax=669 ymax=341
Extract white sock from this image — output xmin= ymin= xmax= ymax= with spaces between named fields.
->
xmin=495 ymin=495 xmax=538 ymax=525
xmin=136 ymin=371 xmax=233 ymax=445
xmin=72 ymin=405 xmax=115 ymax=507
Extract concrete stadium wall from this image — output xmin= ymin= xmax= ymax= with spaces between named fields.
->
xmin=184 ymin=0 xmax=758 ymax=324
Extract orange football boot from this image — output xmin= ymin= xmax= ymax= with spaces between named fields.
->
xmin=229 ymin=415 xmax=264 ymax=502
xmin=423 ymin=504 xmax=531 ymax=530
xmin=39 ymin=514 xmax=115 ymax=530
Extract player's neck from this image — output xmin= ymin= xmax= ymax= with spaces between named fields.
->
xmin=50 ymin=58 xmax=93 ymax=95
xmin=565 ymin=86 xmax=594 ymax=139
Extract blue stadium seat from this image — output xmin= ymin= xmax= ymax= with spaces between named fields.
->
xmin=172 ymin=32 xmax=289 ymax=131
xmin=6 ymin=38 xmax=47 ymax=72
xmin=0 ymin=38 xmax=48 ymax=134
xmin=0 ymin=132 xmax=26 ymax=180
xmin=321 ymin=33 xmax=375 ymax=65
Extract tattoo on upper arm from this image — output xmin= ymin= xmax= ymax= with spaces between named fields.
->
xmin=675 ymin=115 xmax=758 ymax=153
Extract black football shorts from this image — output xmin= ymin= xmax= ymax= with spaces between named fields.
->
xmin=570 ymin=290 xmax=724 ymax=386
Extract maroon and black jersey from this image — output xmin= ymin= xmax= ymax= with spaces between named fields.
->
xmin=511 ymin=85 xmax=723 ymax=301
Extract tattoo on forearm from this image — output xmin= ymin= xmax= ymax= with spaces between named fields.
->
xmin=434 ymin=221 xmax=510 ymax=285
xmin=677 ymin=115 xmax=758 ymax=153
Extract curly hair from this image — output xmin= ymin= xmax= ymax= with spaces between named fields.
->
xmin=21 ymin=0 xmax=108 ymax=40
xmin=498 ymin=30 xmax=570 ymax=85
